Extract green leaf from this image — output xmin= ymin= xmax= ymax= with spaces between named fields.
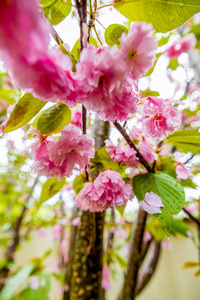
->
xmin=105 ymin=24 xmax=128 ymax=46
xmin=38 ymin=176 xmax=66 ymax=207
xmin=170 ymin=219 xmax=193 ymax=238
xmin=36 ymin=103 xmax=71 ymax=134
xmin=91 ymin=147 xmax=126 ymax=176
xmin=0 ymin=264 xmax=34 ymax=300
xmin=157 ymin=33 xmax=172 ymax=47
xmin=132 ymin=172 xmax=185 ymax=230
xmin=73 ymin=175 xmax=85 ymax=194
xmin=145 ymin=52 xmax=162 ymax=76
xmin=71 ymin=37 xmax=98 ymax=61
xmin=4 ymin=94 xmax=45 ymax=133
xmin=40 ymin=0 xmax=71 ymax=25
xmin=141 ymin=89 xmax=160 ymax=97
xmin=114 ymin=0 xmax=200 ymax=33
xmin=167 ymin=130 xmax=200 ymax=154
xmin=23 ymin=274 xmax=51 ymax=300
xmin=168 ymin=58 xmax=179 ymax=70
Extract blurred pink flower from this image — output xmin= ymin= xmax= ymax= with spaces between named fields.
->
xmin=102 ymin=264 xmax=111 ymax=290
xmin=0 ymin=0 xmax=76 ymax=107
xmin=29 ymin=276 xmax=40 ymax=290
xmin=60 ymin=239 xmax=69 ymax=262
xmin=37 ymin=227 xmax=47 ymax=237
xmin=140 ymin=192 xmax=164 ymax=214
xmin=120 ymin=22 xmax=157 ymax=79
xmin=75 ymin=170 xmax=132 ymax=212
xmin=166 ymin=34 xmax=196 ymax=59
xmin=161 ymin=239 xmax=172 ymax=249
xmin=52 ymin=224 xmax=63 ymax=241
xmin=72 ymin=217 xmax=81 ymax=227
xmin=174 ymin=162 xmax=193 ymax=181
xmin=143 ymin=231 xmax=152 ymax=242
xmin=105 ymin=139 xmax=139 ymax=167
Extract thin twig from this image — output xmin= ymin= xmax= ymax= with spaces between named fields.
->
xmin=114 ymin=121 xmax=154 ymax=173
xmin=183 ymin=206 xmax=200 ymax=225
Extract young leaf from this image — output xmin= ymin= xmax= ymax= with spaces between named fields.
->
xmin=0 ymin=264 xmax=34 ymax=300
xmin=38 ymin=176 xmax=66 ymax=207
xmin=132 ymin=172 xmax=185 ymax=230
xmin=105 ymin=24 xmax=128 ymax=46
xmin=36 ymin=103 xmax=71 ymax=134
xmin=167 ymin=130 xmax=200 ymax=154
xmin=4 ymin=94 xmax=46 ymax=133
xmin=40 ymin=0 xmax=71 ymax=25
xmin=73 ymin=175 xmax=85 ymax=194
xmin=114 ymin=0 xmax=200 ymax=33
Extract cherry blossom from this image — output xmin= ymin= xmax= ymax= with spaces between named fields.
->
xmin=0 ymin=0 xmax=76 ymax=107
xmin=75 ymin=170 xmax=132 ymax=212
xmin=140 ymin=192 xmax=164 ymax=214
xmin=166 ymin=33 xmax=196 ymax=59
xmin=138 ymin=138 xmax=158 ymax=164
xmin=72 ymin=217 xmax=81 ymax=227
xmin=105 ymin=139 xmax=139 ymax=167
xmin=30 ymin=126 xmax=95 ymax=180
xmin=119 ymin=22 xmax=157 ymax=79
xmin=141 ymin=96 xmax=181 ymax=139
xmin=174 ymin=162 xmax=193 ymax=181
xmin=75 ymin=45 xmax=139 ymax=122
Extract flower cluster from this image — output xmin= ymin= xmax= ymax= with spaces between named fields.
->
xmin=105 ymin=139 xmax=139 ymax=167
xmin=0 ymin=0 xmax=158 ymax=122
xmin=141 ymin=96 xmax=182 ymax=139
xmin=75 ymin=170 xmax=132 ymax=212
xmin=30 ymin=125 xmax=95 ymax=180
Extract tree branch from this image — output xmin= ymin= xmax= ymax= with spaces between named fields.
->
xmin=136 ymin=240 xmax=161 ymax=295
xmin=119 ymin=208 xmax=147 ymax=300
xmin=113 ymin=121 xmax=154 ymax=173
xmin=0 ymin=177 xmax=38 ymax=291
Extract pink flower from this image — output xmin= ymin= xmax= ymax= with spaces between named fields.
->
xmin=75 ymin=170 xmax=132 ymax=212
xmin=161 ymin=239 xmax=172 ymax=249
xmin=105 ymin=139 xmax=139 ymax=167
xmin=30 ymin=125 xmax=95 ymax=180
xmin=75 ymin=45 xmax=139 ymax=122
xmin=102 ymin=264 xmax=111 ymax=290
xmin=72 ymin=217 xmax=81 ymax=227
xmin=52 ymin=224 xmax=63 ymax=241
xmin=174 ymin=162 xmax=193 ymax=181
xmin=138 ymin=138 xmax=158 ymax=164
xmin=48 ymin=125 xmax=95 ymax=179
xmin=166 ymin=34 xmax=196 ymax=59
xmin=143 ymin=231 xmax=152 ymax=242
xmin=119 ymin=22 xmax=157 ymax=79
xmin=140 ymin=192 xmax=164 ymax=214
xmin=70 ymin=110 xmax=82 ymax=129
xmin=141 ymin=97 xmax=181 ymax=139
xmin=29 ymin=276 xmax=40 ymax=290
xmin=60 ymin=239 xmax=69 ymax=262
xmin=37 ymin=227 xmax=47 ymax=237
xmin=0 ymin=0 xmax=49 ymax=59
xmin=0 ymin=0 xmax=76 ymax=107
